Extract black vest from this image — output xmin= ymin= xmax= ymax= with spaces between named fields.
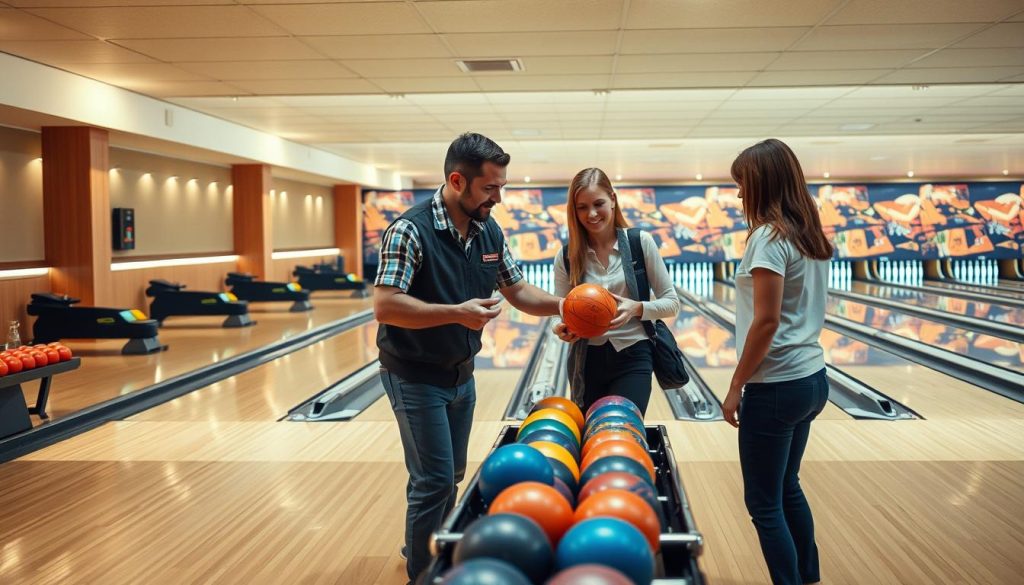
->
xmin=377 ymin=197 xmax=506 ymax=387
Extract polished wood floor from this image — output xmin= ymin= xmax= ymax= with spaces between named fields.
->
xmin=3 ymin=303 xmax=1024 ymax=584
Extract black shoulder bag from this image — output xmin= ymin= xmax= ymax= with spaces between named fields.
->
xmin=626 ymin=229 xmax=690 ymax=390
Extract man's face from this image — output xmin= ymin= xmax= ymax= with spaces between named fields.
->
xmin=457 ymin=161 xmax=507 ymax=221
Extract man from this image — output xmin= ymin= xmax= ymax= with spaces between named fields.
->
xmin=374 ymin=133 xmax=563 ymax=583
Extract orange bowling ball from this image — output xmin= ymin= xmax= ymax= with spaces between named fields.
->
xmin=488 ymin=481 xmax=575 ymax=546
xmin=574 ymin=488 xmax=661 ymax=552
xmin=532 ymin=396 xmax=585 ymax=433
xmin=563 ymin=283 xmax=617 ymax=338
xmin=522 ymin=408 xmax=581 ymax=444
xmin=581 ymin=439 xmax=656 ymax=484
xmin=582 ymin=429 xmax=648 ymax=461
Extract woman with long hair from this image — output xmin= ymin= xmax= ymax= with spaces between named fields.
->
xmin=552 ymin=168 xmax=679 ymax=415
xmin=723 ymin=138 xmax=833 ymax=585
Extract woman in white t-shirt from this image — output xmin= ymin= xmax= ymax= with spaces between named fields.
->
xmin=552 ymin=168 xmax=680 ymax=416
xmin=723 ymin=139 xmax=833 ymax=585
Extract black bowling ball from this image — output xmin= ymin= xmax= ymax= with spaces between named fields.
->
xmin=453 ymin=514 xmax=554 ymax=583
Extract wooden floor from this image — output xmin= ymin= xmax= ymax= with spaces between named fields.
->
xmin=3 ymin=301 xmax=1024 ymax=584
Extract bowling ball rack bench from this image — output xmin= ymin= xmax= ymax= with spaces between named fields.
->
xmin=0 ymin=357 xmax=81 ymax=440
xmin=423 ymin=424 xmax=705 ymax=584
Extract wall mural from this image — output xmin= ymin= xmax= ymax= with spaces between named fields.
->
xmin=364 ymin=181 xmax=1022 ymax=271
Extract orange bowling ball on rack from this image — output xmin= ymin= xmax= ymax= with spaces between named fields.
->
xmin=562 ymin=283 xmax=617 ymax=338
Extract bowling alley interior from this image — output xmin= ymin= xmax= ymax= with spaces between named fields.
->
xmin=1 ymin=2 xmax=1023 ymax=584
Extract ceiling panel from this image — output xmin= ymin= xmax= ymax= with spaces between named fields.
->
xmin=826 ymin=0 xmax=1024 ymax=25
xmin=445 ymin=31 xmax=619 ymax=58
xmin=611 ymin=71 xmax=758 ymax=88
xmin=58 ymin=62 xmax=209 ymax=82
xmin=912 ymin=48 xmax=1024 ymax=68
xmin=626 ymin=0 xmax=844 ymax=28
xmin=877 ymin=67 xmax=1024 ymax=84
xmin=794 ymin=24 xmax=982 ymax=51
xmin=616 ymin=53 xmax=779 ymax=73
xmin=748 ymin=69 xmax=893 ymax=86
xmin=229 ymin=78 xmax=381 ymax=95
xmin=954 ymin=23 xmax=1024 ymax=48
xmin=176 ymin=60 xmax=358 ymax=81
xmin=474 ymin=74 xmax=610 ymax=92
xmin=417 ymin=0 xmax=624 ymax=33
xmin=250 ymin=2 xmax=430 ymax=36
xmin=619 ymin=27 xmax=809 ymax=54
xmin=124 ymin=80 xmax=243 ymax=97
xmin=0 ymin=39 xmax=155 ymax=63
xmin=303 ymin=34 xmax=451 ymax=59
xmin=371 ymin=77 xmax=481 ymax=93
xmin=342 ymin=58 xmax=463 ymax=78
xmin=26 ymin=6 xmax=285 ymax=39
xmin=0 ymin=7 xmax=89 ymax=40
xmin=112 ymin=38 xmax=323 ymax=62
xmin=768 ymin=49 xmax=927 ymax=70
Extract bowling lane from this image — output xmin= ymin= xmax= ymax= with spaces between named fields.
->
xmin=23 ymin=297 xmax=373 ymax=424
xmin=850 ymin=281 xmax=1024 ymax=325
xmin=714 ymin=282 xmax=1024 ymax=419
xmin=137 ymin=306 xmax=548 ymax=425
xmin=923 ymin=279 xmax=1024 ymax=300
xmin=670 ymin=301 xmax=849 ymax=420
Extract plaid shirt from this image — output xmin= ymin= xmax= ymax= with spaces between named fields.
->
xmin=375 ymin=188 xmax=523 ymax=292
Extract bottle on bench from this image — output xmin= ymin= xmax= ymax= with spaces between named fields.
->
xmin=6 ymin=320 xmax=21 ymax=350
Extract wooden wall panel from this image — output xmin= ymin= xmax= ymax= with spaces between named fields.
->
xmin=334 ymin=184 xmax=362 ymax=278
xmin=109 ymin=261 xmax=238 ymax=312
xmin=41 ymin=127 xmax=112 ymax=306
xmin=270 ymin=258 xmax=303 ymax=284
xmin=0 ymin=274 xmax=52 ymax=344
xmin=232 ymin=164 xmax=272 ymax=280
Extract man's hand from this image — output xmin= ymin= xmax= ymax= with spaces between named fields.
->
xmin=456 ymin=297 xmax=503 ymax=330
xmin=553 ymin=321 xmax=579 ymax=343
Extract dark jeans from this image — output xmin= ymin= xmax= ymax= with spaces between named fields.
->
xmin=739 ymin=367 xmax=829 ymax=585
xmin=582 ymin=340 xmax=655 ymax=416
xmin=380 ymin=368 xmax=476 ymax=583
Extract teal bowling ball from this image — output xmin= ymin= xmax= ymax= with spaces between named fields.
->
xmin=479 ymin=444 xmax=554 ymax=504
xmin=583 ymin=417 xmax=648 ymax=446
xmin=555 ymin=517 xmax=655 ymax=585
xmin=519 ymin=429 xmax=580 ymax=461
xmin=517 ymin=419 xmax=580 ymax=450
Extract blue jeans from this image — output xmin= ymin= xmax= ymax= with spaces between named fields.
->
xmin=739 ymin=368 xmax=829 ymax=585
xmin=380 ymin=368 xmax=476 ymax=583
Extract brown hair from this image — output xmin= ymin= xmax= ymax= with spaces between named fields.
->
xmin=730 ymin=139 xmax=834 ymax=260
xmin=565 ymin=168 xmax=629 ymax=286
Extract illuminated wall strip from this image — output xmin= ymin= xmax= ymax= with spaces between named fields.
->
xmin=0 ymin=267 xmax=49 ymax=280
xmin=111 ymin=255 xmax=239 ymax=271
xmin=271 ymin=248 xmax=341 ymax=260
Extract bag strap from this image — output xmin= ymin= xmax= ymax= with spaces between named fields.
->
xmin=626 ymin=228 xmax=658 ymax=340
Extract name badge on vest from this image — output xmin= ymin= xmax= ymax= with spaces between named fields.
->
xmin=481 ymin=252 xmax=500 ymax=263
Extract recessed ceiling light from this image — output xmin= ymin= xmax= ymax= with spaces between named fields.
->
xmin=823 ymin=172 xmax=831 ymax=179
xmin=695 ymin=173 xmax=703 ymax=181
xmin=456 ymin=58 xmax=524 ymax=73
xmin=907 ymin=171 xmax=915 ymax=178
xmin=840 ymin=123 xmax=875 ymax=131
xmin=524 ymin=176 xmax=531 ymax=183
xmin=1003 ymin=169 xmax=1010 ymax=176
xmin=615 ymin=174 xmax=622 ymax=181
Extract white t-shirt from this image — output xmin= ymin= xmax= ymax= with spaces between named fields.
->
xmin=735 ymin=224 xmax=828 ymax=383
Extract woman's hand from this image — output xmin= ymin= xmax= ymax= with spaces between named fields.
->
xmin=608 ymin=294 xmax=643 ymax=329
xmin=722 ymin=385 xmax=742 ymax=428
xmin=553 ymin=321 xmax=579 ymax=343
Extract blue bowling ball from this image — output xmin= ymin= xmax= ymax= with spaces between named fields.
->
xmin=579 ymin=455 xmax=656 ymax=489
xmin=478 ymin=444 xmax=554 ymax=504
xmin=548 ymin=458 xmax=579 ymax=495
xmin=439 ymin=558 xmax=531 ymax=585
xmin=454 ymin=514 xmax=554 ymax=584
xmin=519 ymin=429 xmax=580 ymax=461
xmin=586 ymin=405 xmax=645 ymax=434
xmin=556 ymin=517 xmax=655 ymax=585
xmin=551 ymin=477 xmax=576 ymax=508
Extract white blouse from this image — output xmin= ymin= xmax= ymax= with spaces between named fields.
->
xmin=553 ymin=230 xmax=680 ymax=351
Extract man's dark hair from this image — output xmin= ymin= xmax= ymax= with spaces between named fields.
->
xmin=443 ymin=133 xmax=511 ymax=184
